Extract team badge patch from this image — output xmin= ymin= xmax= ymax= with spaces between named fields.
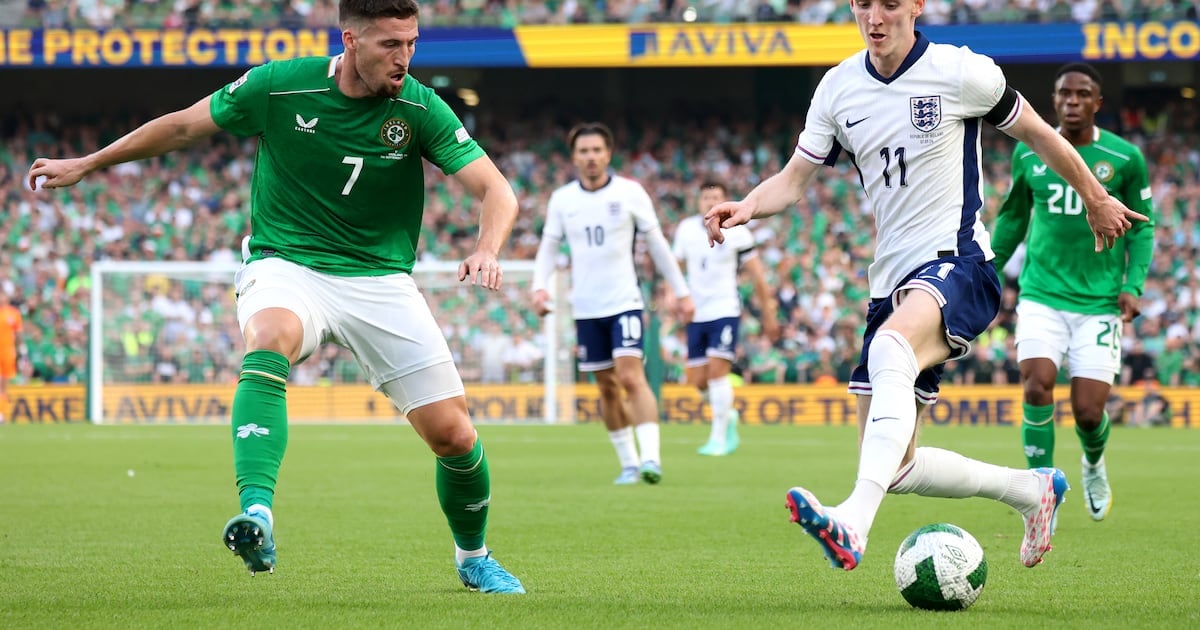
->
xmin=608 ymin=202 xmax=621 ymax=216
xmin=910 ymin=95 xmax=942 ymax=133
xmin=380 ymin=118 xmax=413 ymax=149
xmin=1093 ymin=160 xmax=1114 ymax=183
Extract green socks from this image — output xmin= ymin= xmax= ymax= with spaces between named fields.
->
xmin=1076 ymin=411 xmax=1111 ymax=465
xmin=437 ymin=438 xmax=490 ymax=551
xmin=232 ymin=350 xmax=290 ymax=512
xmin=1021 ymin=403 xmax=1056 ymax=468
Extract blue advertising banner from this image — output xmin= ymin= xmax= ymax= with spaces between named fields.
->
xmin=0 ymin=22 xmax=1195 ymax=68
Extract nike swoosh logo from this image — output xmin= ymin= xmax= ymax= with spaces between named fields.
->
xmin=846 ymin=117 xmax=870 ymax=128
xmin=871 ymin=416 xmax=899 ymax=423
xmin=1087 ymin=493 xmax=1101 ymax=514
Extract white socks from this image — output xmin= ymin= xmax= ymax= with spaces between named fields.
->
xmin=455 ymin=545 xmax=488 ymax=566
xmin=633 ymin=421 xmax=661 ymax=464
xmin=890 ymin=447 xmax=1043 ymax=514
xmin=841 ymin=330 xmax=919 ymax=536
xmin=707 ymin=376 xmax=734 ymax=445
xmin=246 ymin=503 xmax=274 ymax=527
xmin=609 ymin=427 xmax=640 ymax=469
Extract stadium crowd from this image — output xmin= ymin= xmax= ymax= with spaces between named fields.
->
xmin=1 ymin=92 xmax=1197 ymax=393
xmin=5 ymin=0 xmax=1198 ymax=28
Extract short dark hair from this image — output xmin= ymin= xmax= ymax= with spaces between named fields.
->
xmin=699 ymin=179 xmax=728 ymax=196
xmin=339 ymin=0 xmax=419 ymax=26
xmin=567 ymin=122 xmax=614 ymax=152
xmin=1055 ymin=63 xmax=1102 ymax=89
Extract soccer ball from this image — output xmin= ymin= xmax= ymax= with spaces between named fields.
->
xmin=893 ymin=523 xmax=988 ymax=611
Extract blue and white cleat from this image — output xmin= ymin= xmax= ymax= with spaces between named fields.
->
xmin=640 ymin=460 xmax=662 ymax=484
xmin=1081 ymin=455 xmax=1112 ymax=521
xmin=785 ymin=487 xmax=864 ymax=571
xmin=1021 ymin=467 xmax=1069 ymax=567
xmin=614 ymin=466 xmax=640 ymax=485
xmin=457 ymin=552 xmax=526 ymax=594
xmin=222 ymin=508 xmax=276 ymax=576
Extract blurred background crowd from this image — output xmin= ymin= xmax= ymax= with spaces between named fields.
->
xmin=3 ymin=0 xmax=1198 ymax=29
xmin=2 ymin=89 xmax=1197 ymax=393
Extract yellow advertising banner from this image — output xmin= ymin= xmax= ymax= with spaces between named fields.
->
xmin=3 ymin=383 xmax=1193 ymax=428
xmin=514 ymin=23 xmax=863 ymax=67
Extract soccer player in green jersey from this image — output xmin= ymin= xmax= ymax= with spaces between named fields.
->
xmin=27 ymin=0 xmax=526 ymax=593
xmin=993 ymin=63 xmax=1155 ymax=522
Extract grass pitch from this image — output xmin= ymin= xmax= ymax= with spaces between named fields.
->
xmin=1 ymin=422 xmax=1197 ymax=629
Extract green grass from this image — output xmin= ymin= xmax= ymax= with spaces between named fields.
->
xmin=2 ymin=423 xmax=1197 ymax=629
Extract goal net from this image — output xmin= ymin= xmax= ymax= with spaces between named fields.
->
xmin=87 ymin=260 xmax=574 ymax=425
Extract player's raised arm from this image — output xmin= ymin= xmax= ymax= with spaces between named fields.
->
xmin=28 ymin=96 xmax=221 ymax=191
xmin=453 ymin=155 xmax=519 ymax=291
xmin=1001 ymin=100 xmax=1148 ymax=251
xmin=704 ymin=153 xmax=820 ymax=245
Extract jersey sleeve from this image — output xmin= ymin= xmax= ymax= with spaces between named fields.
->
xmin=728 ymin=225 xmax=757 ymax=255
xmin=795 ymin=68 xmax=840 ymax=165
xmin=1121 ymin=147 xmax=1155 ymax=297
xmin=209 ymin=64 xmax=272 ymax=137
xmin=419 ymin=93 xmax=486 ymax=176
xmin=959 ymin=49 xmax=1021 ymax=129
xmin=671 ymin=220 xmax=688 ymax=261
xmin=991 ymin=148 xmax=1033 ymax=270
xmin=629 ymin=183 xmax=662 ymax=232
xmin=542 ymin=192 xmax=566 ymax=241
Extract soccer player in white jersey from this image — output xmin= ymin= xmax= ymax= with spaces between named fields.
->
xmin=532 ymin=122 xmax=695 ymax=485
xmin=673 ymin=180 xmax=779 ymax=456
xmin=704 ymin=0 xmax=1147 ymax=571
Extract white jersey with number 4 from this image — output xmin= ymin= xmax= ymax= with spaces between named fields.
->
xmin=796 ymin=34 xmax=1021 ymax=298
xmin=673 ymin=215 xmax=756 ymax=323
xmin=543 ymin=175 xmax=662 ymax=319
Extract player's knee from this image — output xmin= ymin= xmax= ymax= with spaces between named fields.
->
xmin=243 ymin=309 xmax=304 ymax=361
xmin=868 ymin=329 xmax=919 ymax=384
xmin=615 ymin=367 xmax=648 ymax=392
xmin=1072 ymin=400 xmax=1107 ymax=429
xmin=1022 ymin=379 xmax=1055 ymax=406
xmin=427 ymin=423 xmax=477 ymax=457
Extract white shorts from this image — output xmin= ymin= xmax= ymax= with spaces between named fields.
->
xmin=235 ymin=257 xmax=464 ymax=407
xmin=1015 ymin=299 xmax=1121 ymax=382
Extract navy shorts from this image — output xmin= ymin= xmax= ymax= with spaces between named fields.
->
xmin=686 ymin=317 xmax=740 ymax=366
xmin=848 ymin=256 xmax=1001 ymax=403
xmin=575 ymin=309 xmax=645 ymax=372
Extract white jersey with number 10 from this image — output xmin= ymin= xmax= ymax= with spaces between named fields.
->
xmin=543 ymin=175 xmax=662 ymax=319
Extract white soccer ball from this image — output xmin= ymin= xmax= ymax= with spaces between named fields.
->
xmin=893 ymin=523 xmax=988 ymax=611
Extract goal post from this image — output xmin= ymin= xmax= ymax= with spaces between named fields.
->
xmin=87 ymin=259 xmax=573 ymax=425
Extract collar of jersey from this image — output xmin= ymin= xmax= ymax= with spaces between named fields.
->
xmin=864 ymin=31 xmax=930 ymax=86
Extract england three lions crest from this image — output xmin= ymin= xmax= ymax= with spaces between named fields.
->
xmin=910 ymin=96 xmax=942 ymax=133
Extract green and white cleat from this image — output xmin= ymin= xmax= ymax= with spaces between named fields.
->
xmin=222 ymin=509 xmax=276 ymax=576
xmin=697 ymin=439 xmax=729 ymax=456
xmin=1081 ymin=455 xmax=1112 ymax=521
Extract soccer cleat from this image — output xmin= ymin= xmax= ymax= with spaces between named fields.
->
xmin=613 ymin=466 xmax=640 ymax=485
xmin=725 ymin=409 xmax=741 ymax=454
xmin=640 ymin=460 xmax=662 ymax=484
xmin=1081 ymin=455 xmax=1112 ymax=521
xmin=785 ymin=487 xmax=864 ymax=571
xmin=1020 ymin=467 xmax=1069 ymax=567
xmin=697 ymin=439 xmax=729 ymax=456
xmin=457 ymin=552 xmax=526 ymax=594
xmin=222 ymin=509 xmax=276 ymax=576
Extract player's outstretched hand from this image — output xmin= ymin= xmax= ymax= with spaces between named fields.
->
xmin=459 ymin=251 xmax=503 ymax=291
xmin=1086 ymin=194 xmax=1148 ymax=252
xmin=1118 ymin=292 xmax=1141 ymax=323
xmin=703 ymin=200 xmax=754 ymax=246
xmin=28 ymin=157 xmax=91 ymax=190
xmin=531 ymin=288 xmax=553 ymax=317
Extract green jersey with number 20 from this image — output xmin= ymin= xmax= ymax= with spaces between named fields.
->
xmin=210 ymin=56 xmax=484 ymax=276
xmin=992 ymin=128 xmax=1155 ymax=315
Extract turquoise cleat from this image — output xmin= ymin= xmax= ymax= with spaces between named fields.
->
xmin=222 ymin=509 xmax=276 ymax=576
xmin=457 ymin=552 xmax=526 ymax=594
xmin=725 ymin=409 xmax=741 ymax=454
